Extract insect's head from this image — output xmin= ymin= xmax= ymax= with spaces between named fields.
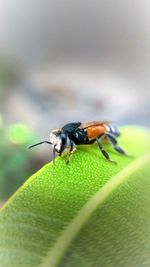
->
xmin=28 ymin=129 xmax=67 ymax=164
xmin=49 ymin=129 xmax=66 ymax=153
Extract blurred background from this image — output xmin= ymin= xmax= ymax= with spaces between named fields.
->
xmin=0 ymin=0 xmax=149 ymax=203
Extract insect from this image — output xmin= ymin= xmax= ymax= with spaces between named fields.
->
xmin=29 ymin=121 xmax=127 ymax=164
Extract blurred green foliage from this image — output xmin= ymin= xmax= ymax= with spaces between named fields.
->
xmin=0 ymin=118 xmax=38 ymax=200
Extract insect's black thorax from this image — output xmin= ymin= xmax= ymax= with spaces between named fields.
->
xmin=70 ymin=128 xmax=88 ymax=145
xmin=62 ymin=122 xmax=88 ymax=145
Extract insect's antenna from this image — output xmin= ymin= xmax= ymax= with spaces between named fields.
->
xmin=28 ymin=141 xmax=52 ymax=149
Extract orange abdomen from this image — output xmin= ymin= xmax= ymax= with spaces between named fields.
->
xmin=87 ymin=124 xmax=108 ymax=140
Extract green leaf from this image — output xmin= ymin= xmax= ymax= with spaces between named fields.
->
xmin=0 ymin=126 xmax=150 ymax=267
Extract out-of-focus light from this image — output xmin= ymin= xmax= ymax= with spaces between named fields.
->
xmin=7 ymin=124 xmax=33 ymax=145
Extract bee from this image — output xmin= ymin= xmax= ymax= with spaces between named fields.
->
xmin=29 ymin=121 xmax=127 ymax=164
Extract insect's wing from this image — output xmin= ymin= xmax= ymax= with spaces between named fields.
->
xmin=80 ymin=120 xmax=112 ymax=129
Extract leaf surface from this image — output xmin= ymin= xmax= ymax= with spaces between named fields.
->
xmin=0 ymin=126 xmax=150 ymax=267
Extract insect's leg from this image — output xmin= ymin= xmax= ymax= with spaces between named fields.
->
xmin=53 ymin=146 xmax=56 ymax=165
xmin=66 ymin=141 xmax=76 ymax=164
xmin=96 ymin=138 xmax=116 ymax=164
xmin=104 ymin=132 xmax=127 ymax=156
